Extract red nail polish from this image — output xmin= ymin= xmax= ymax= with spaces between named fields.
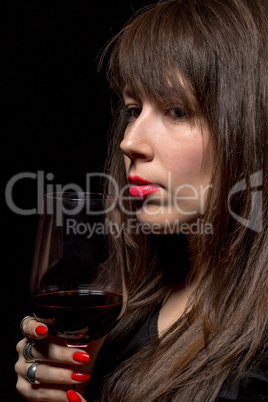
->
xmin=73 ymin=351 xmax=90 ymax=363
xmin=35 ymin=325 xmax=47 ymax=335
xmin=67 ymin=389 xmax=82 ymax=402
xmin=71 ymin=371 xmax=90 ymax=381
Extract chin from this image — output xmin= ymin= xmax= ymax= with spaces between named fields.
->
xmin=134 ymin=208 xmax=200 ymax=235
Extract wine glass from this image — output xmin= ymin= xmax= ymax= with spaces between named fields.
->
xmin=29 ymin=192 xmax=128 ymax=349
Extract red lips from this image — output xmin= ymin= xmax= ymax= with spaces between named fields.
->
xmin=128 ymin=175 xmax=162 ymax=197
xmin=128 ymin=175 xmax=155 ymax=185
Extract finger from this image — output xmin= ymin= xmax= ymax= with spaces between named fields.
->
xmin=16 ymin=338 xmax=90 ymax=365
xmin=23 ymin=362 xmax=90 ymax=385
xmin=16 ymin=376 xmax=69 ymax=401
xmin=22 ymin=316 xmax=48 ymax=339
xmin=67 ymin=389 xmax=87 ymax=402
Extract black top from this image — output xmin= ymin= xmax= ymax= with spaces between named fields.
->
xmin=84 ymin=308 xmax=268 ymax=401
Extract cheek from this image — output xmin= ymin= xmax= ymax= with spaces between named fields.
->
xmin=165 ymin=133 xmax=213 ymax=186
xmin=166 ymin=145 xmax=206 ymax=181
xmin=163 ymin=140 xmax=213 ymax=222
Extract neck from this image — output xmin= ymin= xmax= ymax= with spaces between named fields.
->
xmin=186 ymin=233 xmax=204 ymax=287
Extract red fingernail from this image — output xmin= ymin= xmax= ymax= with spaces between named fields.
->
xmin=35 ymin=325 xmax=47 ymax=335
xmin=71 ymin=371 xmax=90 ymax=381
xmin=67 ymin=390 xmax=82 ymax=402
xmin=73 ymin=351 xmax=90 ymax=363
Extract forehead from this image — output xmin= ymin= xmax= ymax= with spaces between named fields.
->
xmin=108 ymin=2 xmax=206 ymax=116
xmin=117 ymin=55 xmax=192 ymax=107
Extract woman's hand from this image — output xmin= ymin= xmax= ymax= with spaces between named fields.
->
xmin=15 ymin=316 xmax=105 ymax=401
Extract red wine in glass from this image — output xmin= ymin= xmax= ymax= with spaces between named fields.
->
xmin=31 ymin=289 xmax=126 ymax=347
xmin=29 ymin=192 xmax=128 ymax=348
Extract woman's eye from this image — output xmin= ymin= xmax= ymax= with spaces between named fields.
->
xmin=165 ymin=107 xmax=187 ymax=121
xmin=122 ymin=106 xmax=142 ymax=122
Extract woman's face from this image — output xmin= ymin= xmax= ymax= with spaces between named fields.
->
xmin=120 ymin=90 xmax=214 ymax=234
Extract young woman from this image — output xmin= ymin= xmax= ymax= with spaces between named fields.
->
xmin=15 ymin=0 xmax=268 ymax=401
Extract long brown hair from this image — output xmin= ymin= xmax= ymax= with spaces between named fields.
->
xmin=100 ymin=0 xmax=268 ymax=400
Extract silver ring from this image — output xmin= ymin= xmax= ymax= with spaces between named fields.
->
xmin=20 ymin=316 xmax=35 ymax=338
xmin=27 ymin=362 xmax=41 ymax=385
xmin=23 ymin=342 xmax=36 ymax=362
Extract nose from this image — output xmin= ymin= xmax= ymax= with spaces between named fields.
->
xmin=120 ymin=112 xmax=154 ymax=162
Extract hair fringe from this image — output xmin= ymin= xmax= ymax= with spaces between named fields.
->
xmin=99 ymin=0 xmax=268 ymax=400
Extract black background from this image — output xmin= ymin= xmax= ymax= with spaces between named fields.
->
xmin=3 ymin=1 xmax=154 ymax=399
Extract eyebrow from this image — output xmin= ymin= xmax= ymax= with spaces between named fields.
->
xmin=123 ymin=87 xmax=143 ymax=103
xmin=123 ymin=88 xmax=136 ymax=98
